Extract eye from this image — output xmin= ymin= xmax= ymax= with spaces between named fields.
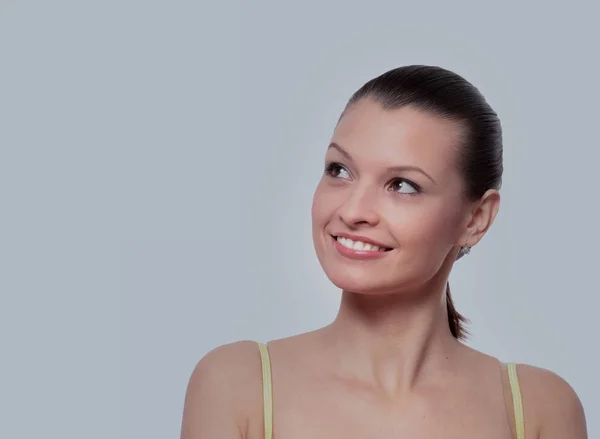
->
xmin=324 ymin=161 xmax=351 ymax=180
xmin=388 ymin=178 xmax=420 ymax=195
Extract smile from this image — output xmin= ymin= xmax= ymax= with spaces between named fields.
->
xmin=331 ymin=235 xmax=392 ymax=260
xmin=335 ymin=236 xmax=389 ymax=252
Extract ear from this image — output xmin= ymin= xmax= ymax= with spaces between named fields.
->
xmin=460 ymin=189 xmax=501 ymax=247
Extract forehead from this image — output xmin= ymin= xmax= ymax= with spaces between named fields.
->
xmin=331 ymin=98 xmax=464 ymax=173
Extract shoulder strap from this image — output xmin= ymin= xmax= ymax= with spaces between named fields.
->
xmin=507 ymin=363 xmax=525 ymax=439
xmin=256 ymin=341 xmax=273 ymax=439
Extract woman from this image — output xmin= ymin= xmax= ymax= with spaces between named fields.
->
xmin=181 ymin=65 xmax=587 ymax=439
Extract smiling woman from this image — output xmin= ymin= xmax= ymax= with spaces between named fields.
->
xmin=181 ymin=66 xmax=587 ymax=439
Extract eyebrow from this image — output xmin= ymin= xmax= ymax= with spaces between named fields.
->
xmin=327 ymin=142 xmax=437 ymax=184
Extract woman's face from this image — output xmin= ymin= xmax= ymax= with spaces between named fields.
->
xmin=312 ymin=98 xmax=472 ymax=295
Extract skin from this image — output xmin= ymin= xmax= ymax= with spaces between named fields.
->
xmin=181 ymin=98 xmax=587 ymax=439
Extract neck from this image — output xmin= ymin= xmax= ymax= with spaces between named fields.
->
xmin=322 ymin=272 xmax=462 ymax=397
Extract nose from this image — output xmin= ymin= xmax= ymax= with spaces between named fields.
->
xmin=337 ymin=185 xmax=380 ymax=228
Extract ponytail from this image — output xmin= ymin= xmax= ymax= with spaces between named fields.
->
xmin=446 ymin=282 xmax=469 ymax=340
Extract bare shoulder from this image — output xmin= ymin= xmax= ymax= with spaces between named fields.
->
xmin=190 ymin=340 xmax=263 ymax=390
xmin=515 ymin=364 xmax=587 ymax=439
xmin=181 ymin=340 xmax=263 ymax=439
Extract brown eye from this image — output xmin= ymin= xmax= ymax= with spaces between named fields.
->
xmin=389 ymin=178 xmax=420 ymax=195
xmin=324 ymin=162 xmax=351 ymax=179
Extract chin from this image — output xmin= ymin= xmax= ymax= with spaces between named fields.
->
xmin=325 ymin=267 xmax=402 ymax=295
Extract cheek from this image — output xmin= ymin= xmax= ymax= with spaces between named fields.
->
xmin=311 ymin=181 xmax=332 ymax=226
xmin=311 ymin=183 xmax=327 ymax=242
xmin=387 ymin=199 xmax=463 ymax=250
xmin=311 ymin=183 xmax=333 ymax=265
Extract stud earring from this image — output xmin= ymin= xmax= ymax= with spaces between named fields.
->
xmin=461 ymin=245 xmax=471 ymax=255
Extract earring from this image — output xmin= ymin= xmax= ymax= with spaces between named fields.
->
xmin=461 ymin=245 xmax=471 ymax=255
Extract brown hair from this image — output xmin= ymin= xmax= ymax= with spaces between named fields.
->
xmin=343 ymin=65 xmax=503 ymax=340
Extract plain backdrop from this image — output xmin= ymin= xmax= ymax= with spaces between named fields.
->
xmin=1 ymin=1 xmax=599 ymax=438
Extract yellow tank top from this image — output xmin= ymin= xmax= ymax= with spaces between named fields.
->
xmin=256 ymin=341 xmax=525 ymax=439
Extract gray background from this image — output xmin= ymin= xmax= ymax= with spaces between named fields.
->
xmin=1 ymin=1 xmax=598 ymax=438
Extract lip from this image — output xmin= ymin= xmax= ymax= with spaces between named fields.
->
xmin=330 ymin=233 xmax=391 ymax=260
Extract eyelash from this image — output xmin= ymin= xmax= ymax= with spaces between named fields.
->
xmin=324 ymin=161 xmax=422 ymax=196
xmin=324 ymin=161 xmax=348 ymax=179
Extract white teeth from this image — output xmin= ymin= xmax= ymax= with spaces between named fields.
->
xmin=352 ymin=241 xmax=364 ymax=250
xmin=336 ymin=236 xmax=387 ymax=252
